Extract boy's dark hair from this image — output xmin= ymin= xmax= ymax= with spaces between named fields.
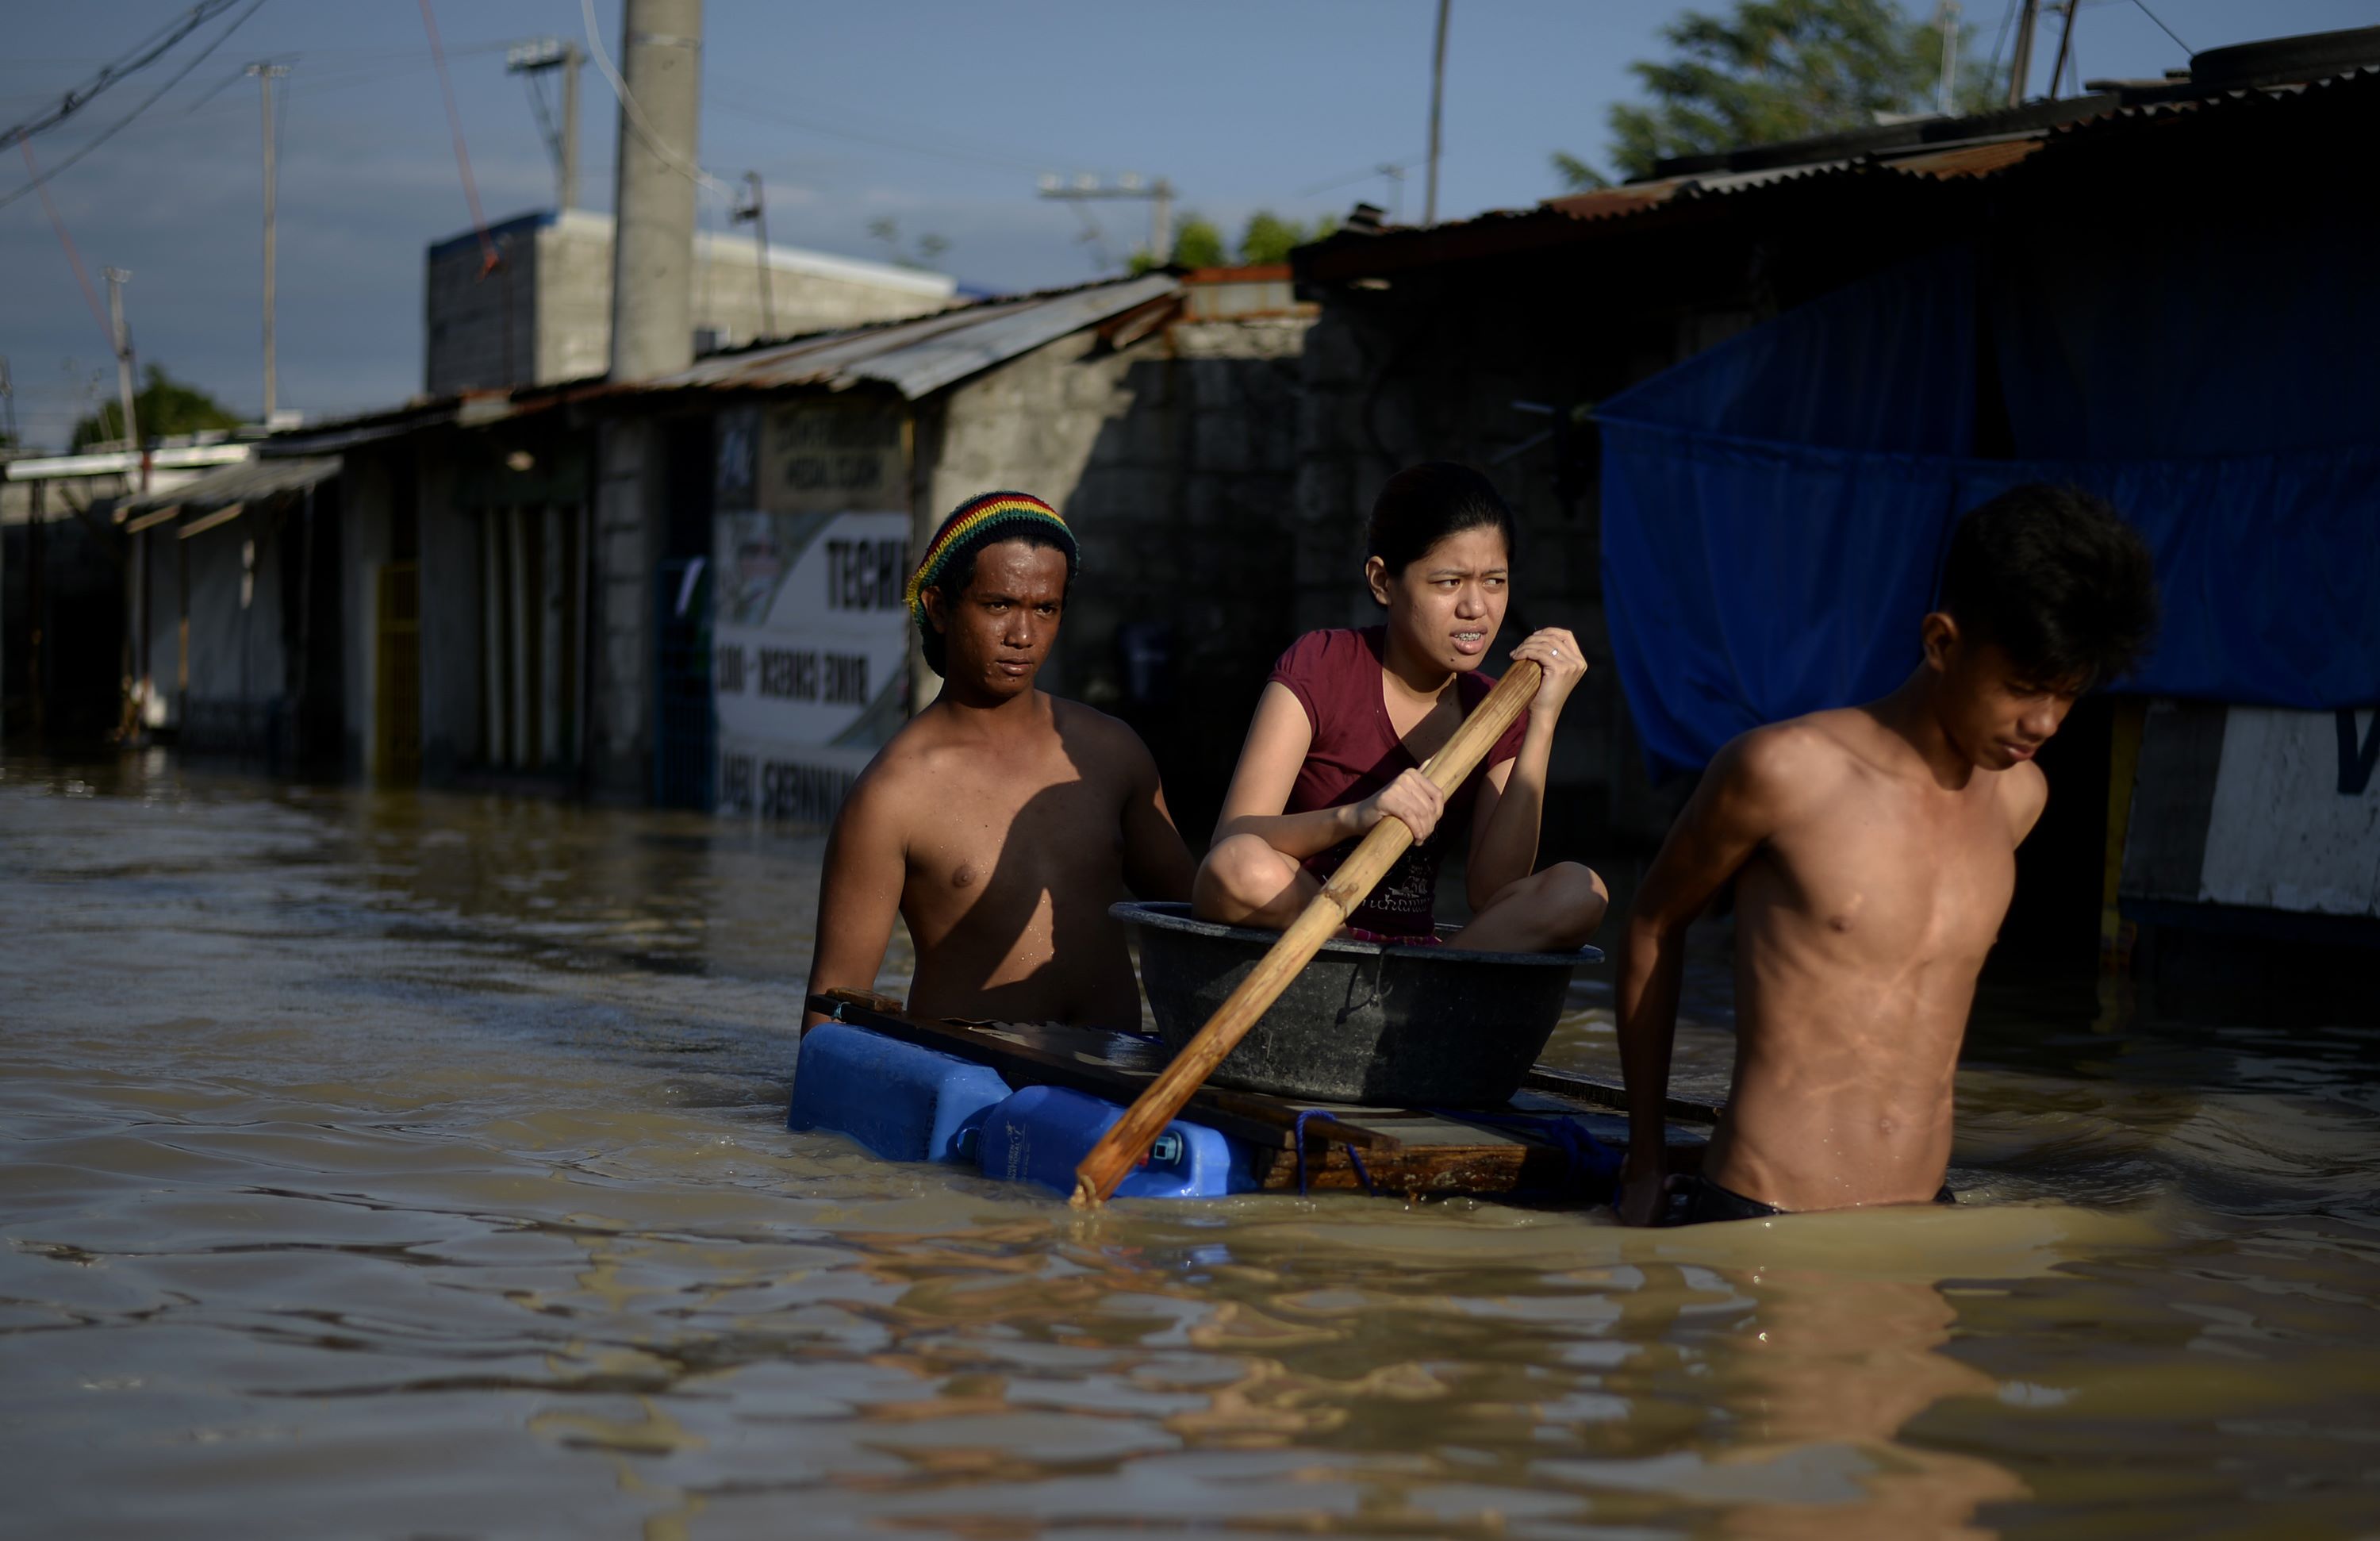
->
xmin=920 ymin=527 xmax=1075 ymax=677
xmin=1367 ymin=462 xmax=1518 ymax=584
xmin=1937 ymin=484 xmax=2159 ymax=690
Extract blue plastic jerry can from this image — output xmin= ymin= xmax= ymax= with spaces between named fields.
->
xmin=789 ymin=1020 xmax=1013 ymax=1166
xmin=977 ymin=1083 xmax=1255 ymax=1200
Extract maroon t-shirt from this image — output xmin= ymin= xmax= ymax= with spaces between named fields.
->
xmin=1268 ymin=626 xmax=1530 ymax=936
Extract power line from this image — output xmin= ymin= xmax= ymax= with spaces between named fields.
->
xmin=708 ymin=90 xmax=1050 ymax=176
xmin=0 ymin=0 xmax=267 ymax=215
xmin=0 ymin=0 xmax=248 ymax=151
xmin=418 ymin=0 xmax=499 ymax=274
xmin=17 ymin=139 xmax=115 ymax=356
xmin=2130 ymin=0 xmax=2190 ymax=56
xmin=578 ymin=0 xmax=731 ymax=195
xmin=706 ymin=72 xmax=1084 ymax=178
xmin=1985 ymin=0 xmax=2020 ymax=86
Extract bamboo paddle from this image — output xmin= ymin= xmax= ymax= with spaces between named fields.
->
xmin=1071 ymin=659 xmax=1544 ymax=1208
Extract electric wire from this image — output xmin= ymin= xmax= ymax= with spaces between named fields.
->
xmin=578 ymin=0 xmax=732 ymax=196
xmin=0 ymin=0 xmax=246 ymax=151
xmin=0 ymin=0 xmax=267 ymax=215
xmin=1984 ymin=0 xmax=2019 ymax=90
xmin=418 ymin=0 xmax=498 ymax=274
xmin=2130 ymin=0 xmax=2190 ymax=56
xmin=17 ymin=138 xmax=117 ymax=358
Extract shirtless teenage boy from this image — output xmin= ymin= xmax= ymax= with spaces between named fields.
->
xmin=804 ymin=493 xmax=1195 ymax=1029
xmin=1616 ymin=486 xmax=2159 ymax=1224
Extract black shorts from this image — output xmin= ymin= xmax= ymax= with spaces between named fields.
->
xmin=1665 ymin=1174 xmax=1958 ymax=1226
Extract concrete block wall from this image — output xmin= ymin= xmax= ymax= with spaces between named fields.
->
xmin=425 ymin=211 xmax=958 ymax=394
xmin=692 ymin=229 xmax=956 ymax=350
xmin=424 ymin=227 xmax=539 ymax=397
xmin=911 ymin=310 xmax=1317 ymax=840
xmin=588 ymin=417 xmax=660 ymax=798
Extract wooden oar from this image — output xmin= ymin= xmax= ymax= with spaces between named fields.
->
xmin=1071 ymin=659 xmax=1544 ymax=1208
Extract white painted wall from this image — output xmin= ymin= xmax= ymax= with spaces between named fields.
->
xmin=2198 ymin=706 xmax=2380 ymax=917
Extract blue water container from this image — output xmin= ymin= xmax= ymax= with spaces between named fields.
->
xmin=789 ymin=1021 xmax=1013 ymax=1165
xmin=977 ymin=1083 xmax=1255 ymax=1200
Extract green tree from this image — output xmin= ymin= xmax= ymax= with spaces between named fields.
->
xmin=1170 ymin=216 xmax=1228 ymax=269
xmin=1237 ymin=210 xmax=1340 ymax=266
xmin=1133 ymin=214 xmax=1229 ymax=273
xmin=71 ymin=363 xmax=241 ymax=449
xmin=1553 ymin=0 xmax=2005 ymax=190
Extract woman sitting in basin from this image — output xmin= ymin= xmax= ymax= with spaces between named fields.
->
xmin=1193 ymin=462 xmax=1606 ymax=951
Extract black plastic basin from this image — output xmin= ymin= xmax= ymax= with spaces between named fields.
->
xmin=1115 ymin=901 xmax=1603 ymax=1106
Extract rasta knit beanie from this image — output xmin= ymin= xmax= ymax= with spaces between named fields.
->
xmin=904 ymin=491 xmax=1080 ymax=664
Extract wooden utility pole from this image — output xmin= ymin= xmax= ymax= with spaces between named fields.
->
xmin=1423 ymin=0 xmax=1450 ymax=225
xmin=2006 ymin=0 xmax=2041 ymax=107
xmin=248 ymin=62 xmax=289 ymax=422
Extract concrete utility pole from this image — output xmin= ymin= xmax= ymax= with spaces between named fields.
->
xmin=1037 ymin=174 xmax=1174 ymax=267
xmin=2007 ymin=0 xmax=2041 ymax=107
xmin=1423 ymin=0 xmax=1449 ymax=226
xmin=103 ymin=267 xmax=143 ymax=486
xmin=731 ymin=171 xmax=776 ymax=339
xmin=508 ymin=37 xmax=585 ymax=211
xmin=607 ymin=0 xmax=703 ymax=382
xmin=1935 ymin=1 xmax=1963 ymax=116
xmin=248 ymin=62 xmax=289 ymax=423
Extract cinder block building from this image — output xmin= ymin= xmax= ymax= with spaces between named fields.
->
xmin=424 ymin=209 xmax=959 ymax=394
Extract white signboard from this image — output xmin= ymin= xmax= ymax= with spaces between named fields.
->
xmin=713 ymin=507 xmax=910 ymax=825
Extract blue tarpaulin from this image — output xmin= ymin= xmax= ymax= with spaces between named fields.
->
xmin=1599 ymin=239 xmax=2380 ymax=778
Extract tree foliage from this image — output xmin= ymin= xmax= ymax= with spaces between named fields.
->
xmin=865 ymin=217 xmax=952 ymax=271
xmin=1171 ymin=216 xmax=1228 ymax=270
xmin=1132 ymin=209 xmax=1342 ymax=273
xmin=1553 ymin=0 xmax=2006 ymax=190
xmin=1236 ymin=209 xmax=1338 ymax=265
xmin=71 ymin=364 xmax=241 ymax=450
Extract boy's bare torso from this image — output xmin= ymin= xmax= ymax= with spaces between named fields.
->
xmin=862 ymin=695 xmax=1150 ymax=1027
xmin=1704 ymin=707 xmax=2042 ymax=1211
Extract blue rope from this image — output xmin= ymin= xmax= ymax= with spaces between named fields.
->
xmin=1292 ymin=1108 xmax=1378 ymax=1198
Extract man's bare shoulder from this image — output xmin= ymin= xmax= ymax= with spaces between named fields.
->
xmin=1049 ymin=697 xmax=1161 ymax=782
xmin=2000 ymin=757 xmax=2050 ymax=840
xmin=1714 ymin=713 xmax=1868 ymax=804
xmin=834 ymin=710 xmax=956 ymax=828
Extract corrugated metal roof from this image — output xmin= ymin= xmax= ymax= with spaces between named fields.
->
xmin=121 ymin=455 xmax=340 ymax=513
xmin=645 ymin=273 xmax=1179 ymax=399
xmin=1297 ymin=67 xmax=2378 ymax=282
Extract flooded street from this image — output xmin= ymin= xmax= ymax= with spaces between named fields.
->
xmin=5 ymin=754 xmax=2378 ymax=1539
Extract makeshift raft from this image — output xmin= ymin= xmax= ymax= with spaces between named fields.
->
xmin=793 ymin=992 xmax=1718 ymax=1203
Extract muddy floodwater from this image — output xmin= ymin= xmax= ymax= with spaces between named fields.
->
xmin=5 ymin=754 xmax=2378 ymax=1539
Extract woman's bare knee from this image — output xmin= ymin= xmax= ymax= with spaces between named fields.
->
xmin=1194 ymin=835 xmax=1302 ymax=924
xmin=1545 ymin=861 xmax=1609 ymax=947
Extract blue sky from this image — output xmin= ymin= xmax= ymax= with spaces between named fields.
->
xmin=2 ymin=0 xmax=2367 ymax=444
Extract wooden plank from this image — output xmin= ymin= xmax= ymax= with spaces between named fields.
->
xmin=1522 ymin=1065 xmax=1724 ymax=1125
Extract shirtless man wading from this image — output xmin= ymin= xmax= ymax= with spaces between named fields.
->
xmin=1617 ymin=486 xmax=2159 ymax=1224
xmin=804 ymin=492 xmax=1195 ymax=1029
